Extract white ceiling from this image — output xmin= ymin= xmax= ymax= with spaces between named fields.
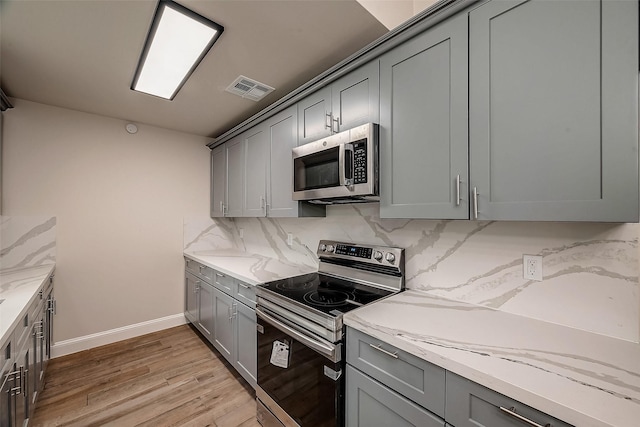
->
xmin=0 ymin=0 xmax=388 ymax=138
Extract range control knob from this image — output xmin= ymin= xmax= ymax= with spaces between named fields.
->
xmin=385 ymin=252 xmax=396 ymax=263
xmin=326 ymin=244 xmax=335 ymax=253
xmin=373 ymin=251 xmax=383 ymax=261
xmin=319 ymin=244 xmax=327 ymax=252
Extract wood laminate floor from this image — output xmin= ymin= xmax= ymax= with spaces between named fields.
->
xmin=31 ymin=324 xmax=260 ymax=427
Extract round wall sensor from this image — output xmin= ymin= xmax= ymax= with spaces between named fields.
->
xmin=125 ymin=123 xmax=138 ymax=134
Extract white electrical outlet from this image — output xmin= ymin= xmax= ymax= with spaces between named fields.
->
xmin=523 ymin=255 xmax=543 ymax=281
xmin=287 ymin=233 xmax=293 ymax=246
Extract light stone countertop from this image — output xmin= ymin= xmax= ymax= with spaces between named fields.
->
xmin=0 ymin=264 xmax=56 ymax=349
xmin=343 ymin=290 xmax=640 ymax=427
xmin=184 ymin=249 xmax=316 ymax=286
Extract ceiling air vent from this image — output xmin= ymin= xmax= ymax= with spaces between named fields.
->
xmin=225 ymin=75 xmax=275 ymax=101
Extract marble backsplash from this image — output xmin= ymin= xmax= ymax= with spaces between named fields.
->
xmin=185 ymin=204 xmax=639 ymax=342
xmin=0 ymin=216 xmax=57 ymax=271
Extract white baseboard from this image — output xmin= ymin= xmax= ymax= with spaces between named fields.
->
xmin=51 ymin=313 xmax=187 ymax=358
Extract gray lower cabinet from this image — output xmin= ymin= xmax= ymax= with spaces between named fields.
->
xmin=212 ymin=287 xmax=234 ymax=360
xmin=380 ymin=13 xmax=468 ymax=219
xmin=184 ymin=258 xmax=257 ymax=389
xmin=0 ymin=273 xmax=54 ymax=427
xmin=210 ymin=144 xmax=226 ymax=218
xmin=233 ymin=300 xmax=257 ymax=387
xmin=298 ymin=61 xmax=379 ymax=145
xmin=468 ymin=0 xmax=638 ymax=222
xmin=213 ymin=283 xmax=257 ymax=388
xmin=346 ymin=365 xmax=445 ymax=427
xmin=185 ymin=271 xmax=214 ymax=340
xmin=446 ymin=372 xmax=572 ymax=427
xmin=346 ymin=327 xmax=446 ymax=427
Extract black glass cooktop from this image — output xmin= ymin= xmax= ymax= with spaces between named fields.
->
xmin=259 ymin=272 xmax=394 ymax=316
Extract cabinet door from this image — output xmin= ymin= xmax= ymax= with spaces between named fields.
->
xmin=184 ymin=273 xmax=199 ymax=324
xmin=469 ymin=0 xmax=638 ymax=221
xmin=332 ymin=60 xmax=379 ymax=133
xmin=210 ymin=144 xmax=226 ymax=218
xmin=380 ymin=15 xmax=469 ymax=219
xmin=244 ymin=125 xmax=268 ymax=217
xmin=346 ymin=365 xmax=445 ymax=427
xmin=197 ymin=282 xmax=214 ymax=339
xmin=44 ymin=284 xmax=54 ymax=363
xmin=213 ymin=288 xmax=234 ymax=361
xmin=225 ymin=136 xmax=245 ymax=217
xmin=298 ymin=86 xmax=332 ymax=145
xmin=233 ymin=302 xmax=256 ymax=388
xmin=267 ymin=106 xmax=299 ymax=217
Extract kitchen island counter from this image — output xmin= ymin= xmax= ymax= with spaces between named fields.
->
xmin=344 ymin=290 xmax=640 ymax=427
xmin=0 ymin=264 xmax=55 ymax=349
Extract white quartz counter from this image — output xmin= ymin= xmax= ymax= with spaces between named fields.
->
xmin=0 ymin=264 xmax=55 ymax=349
xmin=343 ymin=290 xmax=640 ymax=427
xmin=184 ymin=249 xmax=316 ymax=286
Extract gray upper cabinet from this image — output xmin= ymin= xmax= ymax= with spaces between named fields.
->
xmin=298 ymin=61 xmax=379 ymax=145
xmin=468 ymin=0 xmax=638 ymax=222
xmin=331 ymin=60 xmax=380 ymax=133
xmin=244 ymin=125 xmax=269 ymax=217
xmin=298 ymin=86 xmax=332 ymax=145
xmin=225 ymin=135 xmax=245 ymax=218
xmin=210 ymin=145 xmax=226 ymax=217
xmin=380 ymin=15 xmax=469 ymax=219
xmin=266 ymin=106 xmax=299 ymax=217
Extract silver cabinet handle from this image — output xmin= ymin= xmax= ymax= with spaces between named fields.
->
xmin=332 ymin=117 xmax=339 ymax=134
xmin=369 ymin=343 xmax=399 ymax=359
xmin=472 ymin=186 xmax=479 ymax=219
xmin=325 ymin=112 xmax=332 ymax=130
xmin=217 ymin=272 xmax=225 ymax=278
xmin=219 ymin=201 xmax=223 ymax=213
xmin=232 ymin=302 xmax=238 ymax=319
xmin=228 ymin=306 xmax=233 ymax=321
xmin=499 ymin=407 xmax=549 ymax=427
xmin=455 ymin=174 xmax=461 ymax=206
xmin=238 ymin=282 xmax=250 ymax=289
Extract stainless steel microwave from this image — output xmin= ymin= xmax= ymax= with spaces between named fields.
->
xmin=292 ymin=123 xmax=379 ymax=203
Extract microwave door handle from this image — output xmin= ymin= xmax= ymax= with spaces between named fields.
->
xmin=344 ymin=143 xmax=354 ymax=188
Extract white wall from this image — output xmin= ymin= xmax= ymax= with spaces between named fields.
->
xmin=2 ymin=99 xmax=210 ymax=346
xmin=357 ymin=0 xmax=440 ymax=30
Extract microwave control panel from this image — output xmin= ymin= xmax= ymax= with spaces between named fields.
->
xmin=353 ymin=139 xmax=367 ymax=184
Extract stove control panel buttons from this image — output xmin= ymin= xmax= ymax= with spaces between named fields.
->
xmin=373 ymin=251 xmax=383 ymax=261
xmin=319 ymin=244 xmax=327 ymax=252
xmin=326 ymin=244 xmax=335 ymax=253
xmin=385 ymin=253 xmax=396 ymax=263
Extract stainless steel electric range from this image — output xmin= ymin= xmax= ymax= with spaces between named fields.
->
xmin=255 ymin=240 xmax=405 ymax=427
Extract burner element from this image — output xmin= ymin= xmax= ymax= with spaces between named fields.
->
xmin=303 ymin=289 xmax=353 ymax=307
xmin=275 ymin=281 xmax=315 ymax=291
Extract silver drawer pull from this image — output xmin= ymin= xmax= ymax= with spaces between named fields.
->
xmin=238 ymin=283 xmax=250 ymax=289
xmin=499 ymin=407 xmax=550 ymax=427
xmin=369 ymin=343 xmax=399 ymax=359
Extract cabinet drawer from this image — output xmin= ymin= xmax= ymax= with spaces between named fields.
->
xmin=214 ymin=271 xmax=234 ymax=295
xmin=184 ymin=258 xmax=215 ymax=284
xmin=446 ymin=372 xmax=573 ymax=427
xmin=346 ymin=327 xmax=445 ymax=418
xmin=234 ymin=280 xmax=256 ymax=308
xmin=346 ymin=365 xmax=444 ymax=427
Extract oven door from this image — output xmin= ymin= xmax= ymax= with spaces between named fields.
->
xmin=256 ymin=307 xmax=343 ymax=427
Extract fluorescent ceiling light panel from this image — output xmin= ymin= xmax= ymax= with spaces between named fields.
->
xmin=132 ymin=0 xmax=224 ymax=100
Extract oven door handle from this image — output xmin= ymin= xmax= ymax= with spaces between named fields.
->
xmin=256 ymin=308 xmax=340 ymax=362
